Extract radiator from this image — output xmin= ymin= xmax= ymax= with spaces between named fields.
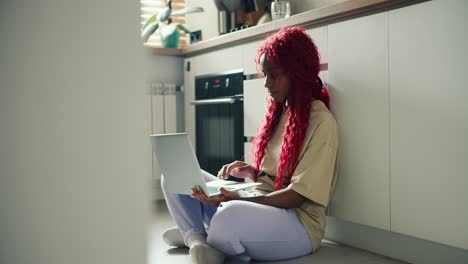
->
xmin=149 ymin=82 xmax=184 ymax=200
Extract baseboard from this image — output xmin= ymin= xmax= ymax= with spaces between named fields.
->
xmin=325 ymin=216 xmax=468 ymax=264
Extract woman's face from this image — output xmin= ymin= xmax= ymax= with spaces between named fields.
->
xmin=260 ymin=53 xmax=291 ymax=103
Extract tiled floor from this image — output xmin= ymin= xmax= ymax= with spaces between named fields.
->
xmin=149 ymin=200 xmax=408 ymax=264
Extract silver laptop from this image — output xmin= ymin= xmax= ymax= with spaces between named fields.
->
xmin=151 ymin=133 xmax=261 ymax=197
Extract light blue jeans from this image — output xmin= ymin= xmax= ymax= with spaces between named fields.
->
xmin=161 ymin=170 xmax=313 ymax=261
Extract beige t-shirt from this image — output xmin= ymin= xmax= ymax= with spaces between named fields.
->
xmin=255 ymin=100 xmax=339 ymax=252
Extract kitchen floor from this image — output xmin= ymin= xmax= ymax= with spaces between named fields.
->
xmin=149 ymin=200 xmax=407 ymax=264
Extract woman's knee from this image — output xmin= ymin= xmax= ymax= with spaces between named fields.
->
xmin=207 ymin=201 xmax=247 ymax=255
xmin=207 ymin=201 xmax=247 ymax=240
xmin=211 ymin=200 xmax=246 ymax=225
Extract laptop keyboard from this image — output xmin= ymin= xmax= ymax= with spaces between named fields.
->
xmin=207 ymin=186 xmax=219 ymax=194
xmin=207 ymin=186 xmax=235 ymax=195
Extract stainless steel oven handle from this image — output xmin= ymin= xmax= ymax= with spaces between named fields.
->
xmin=191 ymin=97 xmax=243 ymax=106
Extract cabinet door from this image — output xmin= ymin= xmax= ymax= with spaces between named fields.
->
xmin=244 ymin=142 xmax=254 ymax=183
xmin=242 ymin=40 xmax=264 ymax=76
xmin=306 ymin=26 xmax=328 ymax=64
xmin=328 ymin=12 xmax=390 ymax=230
xmin=307 ymin=27 xmax=329 ymax=86
xmin=389 ymin=0 xmax=468 ymax=249
xmin=191 ymin=46 xmax=243 ymax=76
xmin=244 ymin=78 xmax=269 ymax=138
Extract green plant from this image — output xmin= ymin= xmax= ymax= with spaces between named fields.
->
xmin=141 ymin=0 xmax=203 ymax=47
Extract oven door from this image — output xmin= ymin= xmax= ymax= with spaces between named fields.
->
xmin=192 ymin=96 xmax=244 ymax=180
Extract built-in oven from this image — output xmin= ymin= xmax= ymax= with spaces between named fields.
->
xmin=191 ymin=70 xmax=244 ymax=181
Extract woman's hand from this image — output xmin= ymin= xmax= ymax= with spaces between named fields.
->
xmin=217 ymin=161 xmax=256 ymax=180
xmin=191 ymin=186 xmax=240 ymax=206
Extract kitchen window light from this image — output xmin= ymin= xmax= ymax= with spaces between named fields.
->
xmin=140 ymin=0 xmax=187 ymax=48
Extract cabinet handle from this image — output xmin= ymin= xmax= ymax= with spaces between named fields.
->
xmin=191 ymin=97 xmax=243 ymax=105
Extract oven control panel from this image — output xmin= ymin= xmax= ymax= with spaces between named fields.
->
xmin=195 ymin=70 xmax=244 ymax=99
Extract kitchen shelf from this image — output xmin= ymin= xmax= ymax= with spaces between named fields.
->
xmin=148 ymin=0 xmax=425 ymax=57
xmin=145 ymin=46 xmax=183 ymax=56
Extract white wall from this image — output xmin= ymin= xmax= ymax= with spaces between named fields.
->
xmin=289 ymin=0 xmax=346 ymax=15
xmin=143 ymin=51 xmax=184 ymax=86
xmin=0 ymin=1 xmax=151 ymax=264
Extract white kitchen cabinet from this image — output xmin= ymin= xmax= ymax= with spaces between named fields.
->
xmin=243 ymin=78 xmax=269 ymax=138
xmin=389 ymin=0 xmax=468 ymax=249
xmin=328 ymin=12 xmax=390 ymax=230
xmin=242 ymin=39 xmax=264 ymax=76
xmin=308 ymin=26 xmax=329 ymax=86
xmin=306 ymin=26 xmax=328 ymax=64
xmin=190 ymin=46 xmax=243 ymax=76
xmin=244 ymin=142 xmax=254 ymax=165
xmin=244 ymin=142 xmax=254 ymax=183
xmin=183 ymin=46 xmax=242 ymax=147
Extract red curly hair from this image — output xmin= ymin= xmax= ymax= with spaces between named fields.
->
xmin=253 ymin=27 xmax=330 ymax=190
